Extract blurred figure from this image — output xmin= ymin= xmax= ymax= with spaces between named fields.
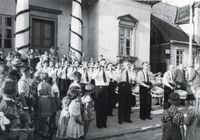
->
xmin=185 ymin=105 xmax=200 ymax=140
xmin=161 ymin=92 xmax=184 ymax=140
xmin=163 ymin=64 xmax=175 ymax=109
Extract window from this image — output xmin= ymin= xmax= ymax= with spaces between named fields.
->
xmin=0 ymin=15 xmax=13 ymax=49
xmin=32 ymin=18 xmax=55 ymax=48
xmin=118 ymin=14 xmax=138 ymax=56
xmin=119 ymin=27 xmax=132 ymax=56
xmin=176 ymin=49 xmax=184 ymax=66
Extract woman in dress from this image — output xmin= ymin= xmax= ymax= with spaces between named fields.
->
xmin=185 ymin=105 xmax=200 ymax=140
xmin=161 ymin=92 xmax=185 ymax=140
xmin=37 ymin=72 xmax=53 ymax=119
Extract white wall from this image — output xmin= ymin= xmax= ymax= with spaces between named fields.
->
xmin=170 ymin=43 xmax=197 ymax=67
xmin=97 ymin=0 xmax=151 ymax=64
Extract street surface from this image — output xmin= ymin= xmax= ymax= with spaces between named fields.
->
xmin=101 ymin=128 xmax=162 ymax=140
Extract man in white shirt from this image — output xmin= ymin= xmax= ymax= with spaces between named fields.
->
xmin=116 ymin=61 xmax=133 ymax=124
xmin=162 ymin=64 xmax=175 ymax=109
xmin=92 ymin=62 xmax=109 ymax=129
xmin=137 ymin=62 xmax=152 ymax=120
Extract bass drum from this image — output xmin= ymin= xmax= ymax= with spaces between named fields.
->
xmin=150 ymin=86 xmax=164 ymax=98
xmin=174 ymin=90 xmax=187 ymax=100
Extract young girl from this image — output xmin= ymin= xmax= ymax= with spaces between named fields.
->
xmin=56 ymin=96 xmax=71 ymax=140
xmin=161 ymin=92 xmax=185 ymax=140
xmin=66 ymin=86 xmax=84 ymax=140
xmin=81 ymin=83 xmax=95 ymax=139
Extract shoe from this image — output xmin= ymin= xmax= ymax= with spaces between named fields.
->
xmin=103 ymin=125 xmax=107 ymax=128
xmin=146 ymin=117 xmax=152 ymax=120
xmin=126 ymin=120 xmax=132 ymax=123
xmin=97 ymin=126 xmax=102 ymax=129
xmin=140 ymin=118 xmax=146 ymax=120
xmin=118 ymin=121 xmax=123 ymax=124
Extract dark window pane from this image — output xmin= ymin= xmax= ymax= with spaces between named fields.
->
xmin=44 ymin=39 xmax=51 ymax=47
xmin=5 ymin=17 xmax=12 ymax=27
xmin=44 ymin=23 xmax=51 ymax=38
xmin=4 ymin=39 xmax=11 ymax=48
xmin=0 ymin=38 xmax=1 ymax=48
xmin=33 ymin=37 xmax=41 ymax=46
xmin=0 ymin=28 xmax=2 ymax=38
xmin=0 ymin=16 xmax=2 ymax=26
xmin=5 ymin=29 xmax=11 ymax=38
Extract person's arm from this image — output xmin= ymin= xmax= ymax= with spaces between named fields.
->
xmin=180 ymin=125 xmax=185 ymax=140
xmin=162 ymin=73 xmax=173 ymax=89
xmin=137 ymin=71 xmax=150 ymax=88
xmin=18 ymin=81 xmax=27 ymax=107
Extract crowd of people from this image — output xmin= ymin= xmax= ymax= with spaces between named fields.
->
xmin=0 ymin=48 xmax=200 ymax=140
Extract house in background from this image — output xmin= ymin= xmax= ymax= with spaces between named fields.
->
xmin=150 ymin=2 xmax=200 ymax=74
xmin=0 ymin=0 xmax=160 ymax=64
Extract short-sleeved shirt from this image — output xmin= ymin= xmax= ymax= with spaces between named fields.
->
xmin=69 ymin=99 xmax=81 ymax=116
xmin=18 ymin=78 xmax=31 ymax=97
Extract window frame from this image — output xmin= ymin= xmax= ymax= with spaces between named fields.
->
xmin=176 ymin=49 xmax=184 ymax=66
xmin=0 ymin=14 xmax=14 ymax=49
xmin=30 ymin=16 xmax=57 ymax=50
xmin=118 ymin=17 xmax=137 ymax=57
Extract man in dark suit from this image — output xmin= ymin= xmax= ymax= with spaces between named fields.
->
xmin=174 ymin=64 xmax=187 ymax=90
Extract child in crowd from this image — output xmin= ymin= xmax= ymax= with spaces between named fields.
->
xmin=161 ymin=92 xmax=185 ymax=140
xmin=82 ymin=83 xmax=95 ymax=139
xmin=66 ymin=86 xmax=84 ymax=140
xmin=56 ymin=96 xmax=71 ymax=140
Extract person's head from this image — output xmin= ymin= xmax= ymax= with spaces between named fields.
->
xmin=33 ymin=71 xmax=41 ymax=81
xmin=40 ymin=72 xmax=49 ymax=81
xmin=20 ymin=66 xmax=30 ymax=77
xmin=169 ymin=92 xmax=180 ymax=106
xmin=72 ymin=71 xmax=82 ymax=83
xmin=142 ymin=62 xmax=149 ymax=71
xmin=61 ymin=96 xmax=71 ymax=108
xmin=43 ymin=60 xmax=49 ymax=67
xmin=178 ymin=64 xmax=184 ymax=70
xmin=0 ymin=64 xmax=9 ymax=79
xmin=1 ymin=78 xmax=17 ymax=98
xmin=49 ymin=61 xmax=54 ymax=67
xmin=67 ymin=86 xmax=81 ymax=100
xmin=168 ymin=64 xmax=175 ymax=72
xmin=84 ymin=83 xmax=95 ymax=96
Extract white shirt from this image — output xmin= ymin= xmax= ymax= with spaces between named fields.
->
xmin=163 ymin=71 xmax=174 ymax=87
xmin=117 ymin=69 xmax=133 ymax=83
xmin=92 ymin=69 xmax=109 ymax=86
xmin=18 ymin=78 xmax=31 ymax=97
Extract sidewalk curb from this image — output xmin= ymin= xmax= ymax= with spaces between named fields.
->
xmin=87 ymin=124 xmax=162 ymax=140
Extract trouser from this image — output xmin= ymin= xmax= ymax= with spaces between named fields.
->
xmin=95 ymin=86 xmax=108 ymax=128
xmin=59 ymin=79 xmax=71 ymax=99
xmin=139 ymin=85 xmax=151 ymax=119
xmin=118 ymin=82 xmax=132 ymax=123
xmin=107 ymin=81 xmax=117 ymax=116
xmin=163 ymin=86 xmax=173 ymax=109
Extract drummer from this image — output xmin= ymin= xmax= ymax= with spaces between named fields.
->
xmin=162 ymin=64 xmax=175 ymax=109
xmin=137 ymin=62 xmax=152 ymax=120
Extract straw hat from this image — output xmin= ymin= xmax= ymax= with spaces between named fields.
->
xmin=11 ymin=58 xmax=24 ymax=67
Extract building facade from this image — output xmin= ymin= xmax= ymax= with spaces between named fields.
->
xmin=151 ymin=2 xmax=200 ymax=73
xmin=0 ymin=0 xmax=157 ymax=64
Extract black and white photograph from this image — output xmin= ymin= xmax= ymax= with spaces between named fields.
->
xmin=0 ymin=0 xmax=200 ymax=140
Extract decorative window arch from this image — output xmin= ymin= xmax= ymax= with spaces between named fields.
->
xmin=118 ymin=14 xmax=138 ymax=57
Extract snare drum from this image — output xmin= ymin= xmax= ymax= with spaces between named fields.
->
xmin=150 ymin=86 xmax=164 ymax=98
xmin=174 ymin=90 xmax=187 ymax=100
